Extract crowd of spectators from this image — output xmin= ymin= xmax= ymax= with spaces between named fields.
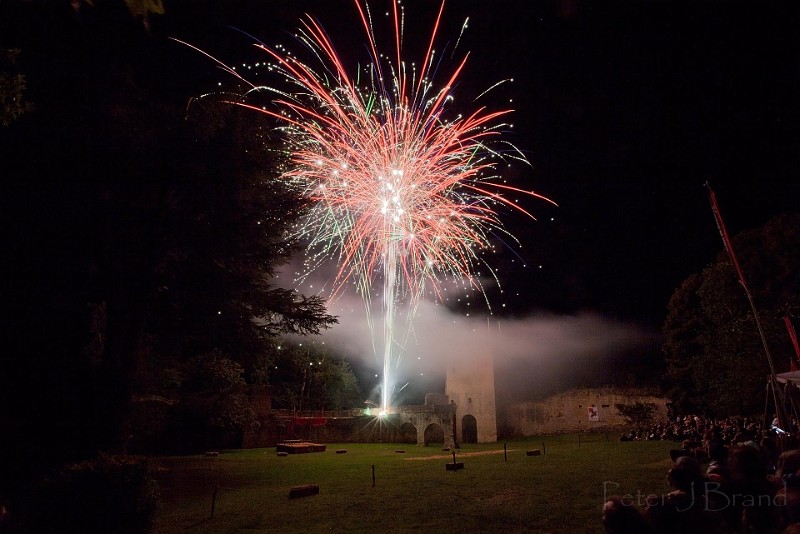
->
xmin=620 ymin=414 xmax=790 ymax=445
xmin=605 ymin=414 xmax=800 ymax=533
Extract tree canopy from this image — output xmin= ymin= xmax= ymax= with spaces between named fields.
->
xmin=0 ymin=48 xmax=33 ymax=126
xmin=615 ymin=402 xmax=658 ymax=433
xmin=0 ymin=0 xmax=339 ymax=495
xmin=662 ymin=213 xmax=800 ymax=416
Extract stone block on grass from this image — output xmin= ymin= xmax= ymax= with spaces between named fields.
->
xmin=289 ymin=484 xmax=319 ymax=499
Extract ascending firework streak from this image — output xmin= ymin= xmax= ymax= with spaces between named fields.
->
xmin=177 ymin=1 xmax=555 ymax=413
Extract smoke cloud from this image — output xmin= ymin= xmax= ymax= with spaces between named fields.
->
xmin=296 ymin=289 xmax=662 ymax=404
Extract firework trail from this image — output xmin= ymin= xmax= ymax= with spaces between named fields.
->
xmin=177 ymin=1 xmax=554 ymax=413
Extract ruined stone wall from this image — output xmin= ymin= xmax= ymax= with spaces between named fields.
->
xmin=244 ymin=415 xmax=390 ymax=447
xmin=505 ymin=388 xmax=669 ymax=435
xmin=242 ymin=407 xmax=455 ymax=448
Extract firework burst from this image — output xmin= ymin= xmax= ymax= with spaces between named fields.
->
xmin=177 ymin=0 xmax=554 ymax=412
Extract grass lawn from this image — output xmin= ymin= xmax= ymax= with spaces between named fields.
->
xmin=153 ymin=434 xmax=677 ymax=533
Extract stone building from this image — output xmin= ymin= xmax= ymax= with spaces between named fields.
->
xmin=446 ymin=351 xmax=498 ymax=443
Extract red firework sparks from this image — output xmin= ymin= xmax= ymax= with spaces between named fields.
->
xmin=176 ymin=0 xmax=555 ymax=410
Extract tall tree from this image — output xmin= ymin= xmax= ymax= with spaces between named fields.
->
xmin=663 ymin=213 xmax=800 ymax=416
xmin=0 ymin=0 xmax=335 ymax=498
xmin=269 ymin=342 xmax=362 ymax=412
xmin=0 ymin=48 xmax=34 ymax=126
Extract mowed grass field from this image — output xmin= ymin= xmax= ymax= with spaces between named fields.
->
xmin=153 ymin=434 xmax=677 ymax=533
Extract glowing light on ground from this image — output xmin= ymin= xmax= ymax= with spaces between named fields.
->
xmin=176 ymin=0 xmax=554 ymax=413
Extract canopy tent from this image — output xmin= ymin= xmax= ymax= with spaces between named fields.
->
xmin=771 ymin=372 xmax=800 ymax=439
xmin=776 ymin=371 xmax=800 ymax=386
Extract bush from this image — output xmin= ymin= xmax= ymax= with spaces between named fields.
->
xmin=19 ymin=455 xmax=159 ymax=534
xmin=615 ymin=402 xmax=658 ymax=433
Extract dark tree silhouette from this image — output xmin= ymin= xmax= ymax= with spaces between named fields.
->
xmin=663 ymin=213 xmax=800 ymax=416
xmin=0 ymin=0 xmax=335 ymax=502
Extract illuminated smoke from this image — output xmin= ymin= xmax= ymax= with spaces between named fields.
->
xmin=178 ymin=1 xmax=554 ymax=411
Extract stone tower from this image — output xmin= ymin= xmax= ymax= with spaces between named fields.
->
xmin=445 ymin=347 xmax=498 ymax=444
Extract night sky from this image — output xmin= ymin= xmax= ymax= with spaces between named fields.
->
xmin=3 ymin=0 xmax=798 ymax=399
xmin=150 ymin=0 xmax=800 ymax=399
xmin=159 ymin=0 xmax=800 ymax=327
xmin=2 ymin=4 xmax=800 ymax=512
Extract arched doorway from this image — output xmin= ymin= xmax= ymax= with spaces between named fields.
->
xmin=462 ymin=414 xmax=478 ymax=444
xmin=423 ymin=423 xmax=444 ymax=446
xmin=399 ymin=422 xmax=417 ymax=444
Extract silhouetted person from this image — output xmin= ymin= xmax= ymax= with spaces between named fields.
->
xmin=644 ymin=455 xmax=708 ymax=533
xmin=727 ymin=444 xmax=779 ymax=533
xmin=603 ymin=496 xmax=649 ymax=534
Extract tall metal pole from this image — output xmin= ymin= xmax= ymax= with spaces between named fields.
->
xmin=706 ymin=183 xmax=785 ymax=428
